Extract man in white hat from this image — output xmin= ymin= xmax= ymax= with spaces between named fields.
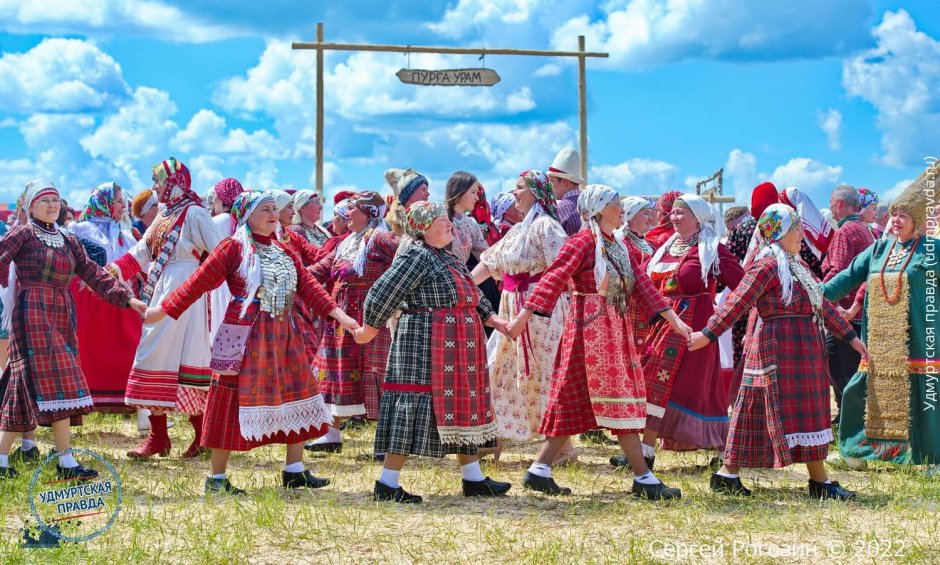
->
xmin=547 ymin=147 xmax=586 ymax=236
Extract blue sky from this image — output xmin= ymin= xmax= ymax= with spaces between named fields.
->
xmin=0 ymin=0 xmax=937 ymax=214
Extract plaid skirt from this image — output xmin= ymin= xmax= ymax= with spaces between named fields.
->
xmin=723 ymin=315 xmax=832 ymax=468
xmin=539 ymin=294 xmax=646 ymax=437
xmin=0 ymin=286 xmax=93 ymax=431
xmin=201 ymin=315 xmax=330 ymax=452
xmin=314 ymin=285 xmax=390 ymax=419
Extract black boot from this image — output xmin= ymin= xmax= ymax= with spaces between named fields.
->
xmin=205 ymin=477 xmax=246 ymax=496
xmin=0 ymin=466 xmax=17 ymax=479
xmin=373 ymin=480 xmax=422 ymax=504
xmin=304 ymin=441 xmax=342 ymax=453
xmin=56 ymin=464 xmax=98 ymax=481
xmin=609 ymin=455 xmax=655 ymax=471
xmin=710 ymin=472 xmax=752 ymax=496
xmin=631 ymin=480 xmax=682 ymax=500
xmin=282 ymin=469 xmax=330 ymax=489
xmin=521 ymin=471 xmax=571 ymax=496
xmin=462 ymin=477 xmax=512 ymax=497
xmin=808 ymin=479 xmax=856 ymax=501
xmin=10 ymin=444 xmax=42 ymax=464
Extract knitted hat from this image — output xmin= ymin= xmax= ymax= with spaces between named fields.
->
xmin=890 ymin=167 xmax=935 ymax=230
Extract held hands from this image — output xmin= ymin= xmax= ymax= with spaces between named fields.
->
xmin=850 ymin=337 xmax=870 ymax=360
xmin=486 ymin=315 xmax=511 ymax=338
xmin=687 ymin=331 xmax=710 ymax=352
xmin=353 ymin=325 xmax=380 ymax=345
xmin=338 ymin=314 xmax=361 ymax=334
xmin=673 ymin=320 xmax=693 ymax=344
xmin=143 ymin=306 xmax=167 ymax=324
xmin=128 ymin=298 xmax=147 ymax=317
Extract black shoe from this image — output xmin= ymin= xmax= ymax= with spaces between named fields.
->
xmin=10 ymin=445 xmax=42 ymax=463
xmin=0 ymin=466 xmax=17 ymax=479
xmin=303 ymin=442 xmax=342 ymax=453
xmin=463 ymin=477 xmax=512 ymax=497
xmin=580 ymin=430 xmax=618 ymax=445
xmin=521 ymin=471 xmax=571 ymax=496
xmin=282 ymin=469 xmax=330 ymax=489
xmin=609 ymin=455 xmax=656 ymax=471
xmin=373 ymin=480 xmax=422 ymax=504
xmin=205 ymin=477 xmax=246 ymax=496
xmin=808 ymin=479 xmax=856 ymax=501
xmin=373 ymin=453 xmax=386 ymax=462
xmin=632 ymin=480 xmax=682 ymax=500
xmin=56 ymin=464 xmax=98 ymax=481
xmin=708 ymin=456 xmax=722 ymax=472
xmin=710 ymin=473 xmax=752 ymax=496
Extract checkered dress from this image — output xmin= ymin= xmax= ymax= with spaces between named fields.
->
xmin=0 ymin=226 xmax=132 ymax=431
xmin=311 ymin=230 xmax=398 ymax=419
xmin=822 ymin=218 xmax=875 ymax=319
xmin=365 ymin=244 xmax=496 ymax=458
xmin=708 ymin=256 xmax=856 ymax=467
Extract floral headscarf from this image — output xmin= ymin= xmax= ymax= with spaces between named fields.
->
xmin=406 ymin=201 xmax=447 ymax=239
xmin=351 ymin=191 xmax=387 ymax=219
xmin=748 ymin=203 xmax=823 ymax=314
xmin=520 ymin=170 xmax=560 ymax=222
xmin=153 ymin=157 xmax=200 ymax=208
xmin=214 ymin=178 xmax=244 ymax=208
xmin=78 ymin=181 xmax=128 ymax=247
xmin=231 ymin=191 xmax=275 ymax=317
xmin=489 ymin=192 xmax=515 ymax=224
xmin=336 ymin=191 xmax=391 ymax=276
xmin=857 ymin=187 xmax=879 ymax=209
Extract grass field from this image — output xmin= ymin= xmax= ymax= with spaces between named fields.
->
xmin=1 ymin=413 xmax=938 ymax=564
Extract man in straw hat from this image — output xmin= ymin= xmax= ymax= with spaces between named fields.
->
xmin=547 ymin=147 xmax=586 ymax=237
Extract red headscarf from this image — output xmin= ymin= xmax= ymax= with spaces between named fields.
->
xmin=470 ymin=184 xmax=501 ymax=245
xmin=646 ymin=190 xmax=682 ymax=250
xmin=750 ymin=181 xmax=779 ymax=219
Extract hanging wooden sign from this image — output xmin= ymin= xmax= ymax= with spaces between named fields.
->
xmin=396 ymin=68 xmax=501 ymax=87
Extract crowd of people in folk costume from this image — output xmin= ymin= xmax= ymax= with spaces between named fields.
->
xmin=0 ymin=147 xmax=935 ymax=504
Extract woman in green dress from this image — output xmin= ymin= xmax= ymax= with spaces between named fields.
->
xmin=823 ymin=169 xmax=939 ymax=466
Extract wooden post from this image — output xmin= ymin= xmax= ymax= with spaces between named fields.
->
xmin=316 ymin=23 xmax=324 ymax=197
xmin=578 ymin=35 xmax=588 ymax=184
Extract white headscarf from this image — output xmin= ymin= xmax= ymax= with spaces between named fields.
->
xmin=291 ymin=189 xmax=318 ymax=224
xmin=269 ymin=189 xmax=294 ymax=213
xmin=779 ymin=186 xmax=833 ymax=260
xmin=647 ymin=194 xmax=726 ymax=286
xmin=621 ymin=196 xmax=654 ymax=223
xmin=578 ymin=184 xmax=632 ymax=289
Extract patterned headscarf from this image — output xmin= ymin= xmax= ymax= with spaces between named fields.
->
xmin=153 ymin=157 xmax=199 ymax=207
xmin=748 ymin=203 xmax=824 ymax=313
xmin=336 ymin=191 xmax=390 ymax=276
xmin=79 ymin=182 xmax=121 ymax=222
xmin=779 ymin=186 xmax=833 ymax=259
xmin=214 ymin=178 xmax=244 ymax=208
xmin=578 ymin=184 xmax=634 ymax=313
xmin=334 ymin=198 xmax=353 ymax=220
xmin=291 ymin=189 xmax=320 ymax=224
xmin=406 ymin=201 xmax=447 ymax=239
xmin=622 ymin=196 xmax=654 ymax=222
xmin=649 ymin=194 xmax=726 ymax=286
xmin=489 ymin=192 xmax=516 ymax=224
xmin=520 ymin=170 xmax=560 ymax=222
xmin=857 ymin=187 xmax=879 ymax=209
xmin=231 ymin=191 xmax=275 ymax=317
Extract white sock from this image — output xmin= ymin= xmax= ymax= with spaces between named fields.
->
xmin=717 ymin=471 xmax=738 ymax=479
xmin=284 ymin=462 xmax=304 ymax=473
xmin=460 ymin=461 xmax=485 ymax=482
xmin=313 ymin=426 xmax=342 ymax=444
xmin=22 ymin=439 xmax=37 ymax=451
xmin=641 ymin=443 xmax=657 ymax=458
xmin=210 ymin=472 xmax=227 ymax=480
xmin=379 ymin=468 xmax=400 ymax=489
xmin=527 ymin=462 xmax=553 ymax=478
xmin=58 ymin=452 xmax=78 ymax=469
xmin=635 ymin=471 xmax=660 ymax=485
xmin=0 ymin=454 xmax=8 ymax=467
xmin=824 ymin=479 xmax=832 ymax=484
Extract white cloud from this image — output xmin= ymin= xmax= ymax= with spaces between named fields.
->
xmin=724 ymin=148 xmax=758 ymax=202
xmin=769 ymin=157 xmax=843 ymax=195
xmin=842 ymin=10 xmax=940 ymax=167
xmin=551 ymin=0 xmax=871 ymax=69
xmin=884 ymin=177 xmax=913 ymax=201
xmin=172 ymin=109 xmax=284 ymax=159
xmin=0 ymin=38 xmax=128 ymax=113
xmin=428 ymin=0 xmax=544 ymax=37
xmin=533 ymin=64 xmax=562 ymax=77
xmin=0 ymin=0 xmax=241 ymax=43
xmin=188 ymin=154 xmax=225 ymax=192
xmin=818 ymin=109 xmax=842 ymax=151
xmin=244 ymin=161 xmax=280 ymax=189
xmin=589 ymin=158 xmax=680 ymax=195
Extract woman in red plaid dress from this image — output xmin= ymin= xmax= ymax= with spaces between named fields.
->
xmin=509 ymin=185 xmax=692 ymax=500
xmin=305 ymin=192 xmax=398 ymax=453
xmin=689 ymin=204 xmax=867 ymax=500
xmin=0 ymin=180 xmax=146 ymax=481
xmin=144 ymin=191 xmax=359 ymax=495
xmin=640 ymin=195 xmax=744 ymax=466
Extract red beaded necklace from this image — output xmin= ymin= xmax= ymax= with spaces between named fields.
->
xmin=879 ymin=236 xmax=919 ymax=305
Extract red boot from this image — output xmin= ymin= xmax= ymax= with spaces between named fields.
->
xmin=127 ymin=414 xmax=172 ymax=459
xmin=181 ymin=414 xmax=208 ymax=459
